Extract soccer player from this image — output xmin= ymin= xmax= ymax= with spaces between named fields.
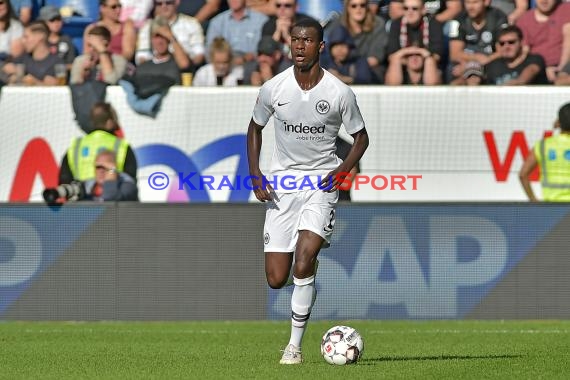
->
xmin=246 ymin=18 xmax=369 ymax=364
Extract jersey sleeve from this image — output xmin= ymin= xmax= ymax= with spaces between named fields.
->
xmin=447 ymin=18 xmax=464 ymax=42
xmin=340 ymin=87 xmax=365 ymax=135
xmin=252 ymin=81 xmax=275 ymax=126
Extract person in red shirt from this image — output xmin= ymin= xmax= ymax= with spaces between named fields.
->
xmin=516 ymin=0 xmax=570 ymax=82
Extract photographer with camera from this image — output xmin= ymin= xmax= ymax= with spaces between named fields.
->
xmin=87 ymin=150 xmax=138 ymax=201
xmin=58 ymin=102 xmax=138 ymax=191
xmin=45 ymin=150 xmax=138 ymax=203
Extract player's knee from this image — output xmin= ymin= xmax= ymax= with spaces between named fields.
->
xmin=266 ymin=272 xmax=288 ymax=289
xmin=293 ymin=256 xmax=316 ymax=277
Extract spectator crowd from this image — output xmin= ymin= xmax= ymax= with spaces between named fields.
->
xmin=1 ymin=0 xmax=569 ymax=89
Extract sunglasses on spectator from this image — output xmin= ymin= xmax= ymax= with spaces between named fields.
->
xmin=155 ymin=0 xmax=175 ymax=6
xmin=95 ymin=165 xmax=110 ymax=171
xmin=498 ymin=39 xmax=518 ymax=46
xmin=350 ymin=3 xmax=367 ymax=8
xmin=403 ymin=6 xmax=421 ymax=11
xmin=49 ymin=16 xmax=62 ymax=22
xmin=106 ymin=3 xmax=122 ymax=9
xmin=276 ymin=3 xmax=294 ymax=8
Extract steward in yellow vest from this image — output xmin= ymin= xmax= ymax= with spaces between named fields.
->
xmin=59 ymin=102 xmax=137 ymax=184
xmin=520 ymin=103 xmax=570 ymax=202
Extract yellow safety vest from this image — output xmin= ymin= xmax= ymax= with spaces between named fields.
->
xmin=67 ymin=130 xmax=129 ymax=181
xmin=534 ymin=134 xmax=570 ymax=201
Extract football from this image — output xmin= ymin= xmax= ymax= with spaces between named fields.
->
xmin=320 ymin=325 xmax=364 ymax=365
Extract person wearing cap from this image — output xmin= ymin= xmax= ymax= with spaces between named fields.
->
xmin=136 ymin=0 xmax=205 ymax=68
xmin=458 ymin=60 xmax=485 ymax=85
xmin=322 ymin=25 xmax=373 ymax=84
xmin=147 ymin=16 xmax=191 ymax=71
xmin=38 ymin=5 xmax=76 ymax=71
xmin=242 ymin=35 xmax=291 ymax=85
xmin=118 ymin=16 xmax=183 ymax=112
xmin=385 ymin=41 xmax=441 ymax=85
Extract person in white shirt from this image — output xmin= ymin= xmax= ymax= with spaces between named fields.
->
xmin=135 ymin=0 xmax=205 ymax=68
xmin=247 ymin=18 xmax=369 ymax=365
xmin=193 ymin=36 xmax=241 ymax=86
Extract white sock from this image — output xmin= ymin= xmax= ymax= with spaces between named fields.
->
xmin=288 ymin=275 xmax=316 ymax=349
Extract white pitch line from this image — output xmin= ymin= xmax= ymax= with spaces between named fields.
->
xmin=366 ymin=329 xmax=570 ymax=334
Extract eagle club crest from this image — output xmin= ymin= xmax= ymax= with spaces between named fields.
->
xmin=316 ymin=100 xmax=330 ymax=114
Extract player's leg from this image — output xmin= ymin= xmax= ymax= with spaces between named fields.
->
xmin=290 ymin=230 xmax=322 ymax=332
xmin=280 ymin=230 xmax=323 ymax=365
xmin=280 ymin=190 xmax=337 ymax=364
xmin=263 ymin=192 xmax=299 ymax=288
xmin=265 ymin=252 xmax=293 ymax=289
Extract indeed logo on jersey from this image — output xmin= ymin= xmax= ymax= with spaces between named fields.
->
xmin=283 ymin=121 xmax=325 ymax=134
xmin=283 ymin=121 xmax=326 ymax=141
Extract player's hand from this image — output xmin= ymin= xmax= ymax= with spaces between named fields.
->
xmin=250 ymin=172 xmax=274 ymax=202
xmin=319 ymin=169 xmax=352 ymax=193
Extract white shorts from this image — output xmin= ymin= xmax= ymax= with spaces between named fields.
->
xmin=263 ymin=190 xmax=339 ymax=253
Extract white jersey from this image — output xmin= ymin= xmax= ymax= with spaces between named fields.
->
xmin=252 ymin=67 xmax=365 ymax=192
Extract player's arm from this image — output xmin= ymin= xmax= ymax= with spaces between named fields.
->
xmin=322 ymin=128 xmax=369 ymax=191
xmin=518 ymin=149 xmax=538 ymax=202
xmin=339 ymin=128 xmax=369 ymax=175
xmin=247 ymin=118 xmax=273 ymax=202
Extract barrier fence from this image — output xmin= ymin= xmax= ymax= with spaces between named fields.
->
xmin=2 ymin=203 xmax=569 ymax=320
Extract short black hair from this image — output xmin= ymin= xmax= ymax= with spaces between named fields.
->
xmin=292 ymin=18 xmax=323 ymax=42
xmin=559 ymin=103 xmax=570 ymax=131
xmin=497 ymin=25 xmax=523 ymax=41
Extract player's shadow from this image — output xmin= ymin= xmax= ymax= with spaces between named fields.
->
xmin=359 ymin=354 xmax=522 ymax=365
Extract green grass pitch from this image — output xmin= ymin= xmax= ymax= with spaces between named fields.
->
xmin=1 ymin=320 xmax=569 ymax=379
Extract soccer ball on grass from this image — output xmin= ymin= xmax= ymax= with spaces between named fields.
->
xmin=320 ymin=325 xmax=364 ymax=365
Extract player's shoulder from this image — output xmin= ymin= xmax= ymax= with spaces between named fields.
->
xmin=322 ymin=69 xmax=356 ymax=98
